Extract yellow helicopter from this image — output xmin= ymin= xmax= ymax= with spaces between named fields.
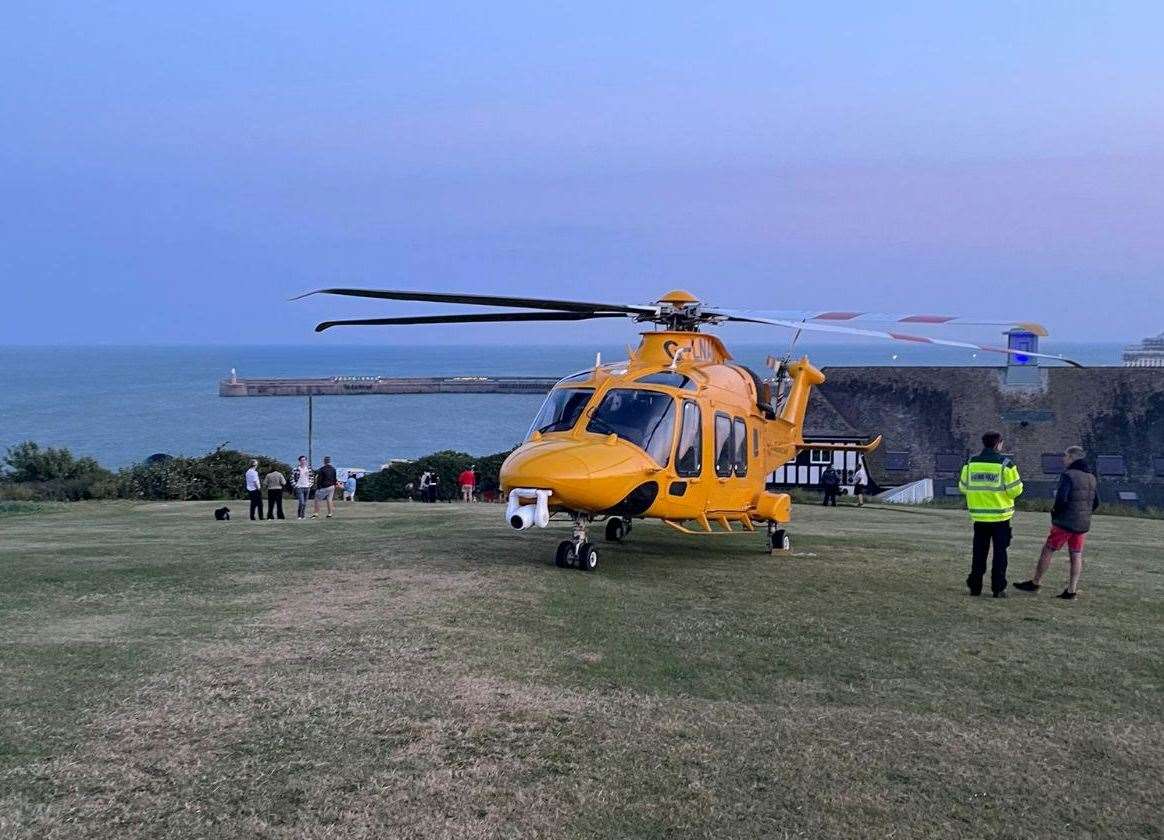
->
xmin=299 ymin=287 xmax=1076 ymax=571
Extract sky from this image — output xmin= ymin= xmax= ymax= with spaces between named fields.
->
xmin=2 ymin=1 xmax=1162 ymax=345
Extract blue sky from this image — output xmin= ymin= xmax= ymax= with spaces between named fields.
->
xmin=2 ymin=2 xmax=1162 ymax=344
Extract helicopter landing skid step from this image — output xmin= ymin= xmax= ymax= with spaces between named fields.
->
xmin=767 ymin=522 xmax=792 ymax=554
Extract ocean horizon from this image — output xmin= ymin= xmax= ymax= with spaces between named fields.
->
xmin=0 ymin=341 xmax=1125 ymax=471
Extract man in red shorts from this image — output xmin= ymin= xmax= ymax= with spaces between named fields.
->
xmin=1014 ymin=446 xmax=1100 ymax=600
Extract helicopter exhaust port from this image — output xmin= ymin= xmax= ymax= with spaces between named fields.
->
xmin=506 ymin=488 xmax=552 ymax=530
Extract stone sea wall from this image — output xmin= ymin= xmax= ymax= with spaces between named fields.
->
xmin=808 ymin=367 xmax=1164 ymax=487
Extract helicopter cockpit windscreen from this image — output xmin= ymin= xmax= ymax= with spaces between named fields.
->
xmin=585 ymin=388 xmax=676 ymax=466
xmin=528 ymin=388 xmax=594 ymax=437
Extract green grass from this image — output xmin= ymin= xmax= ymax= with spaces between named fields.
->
xmin=1 ymin=500 xmax=1161 ymax=839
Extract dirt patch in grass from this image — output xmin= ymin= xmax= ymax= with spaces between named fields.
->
xmin=8 ymin=642 xmax=1162 ymax=839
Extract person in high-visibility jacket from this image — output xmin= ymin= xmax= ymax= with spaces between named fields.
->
xmin=958 ymin=431 xmax=1024 ymax=597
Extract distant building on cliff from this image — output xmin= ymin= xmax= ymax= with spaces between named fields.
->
xmin=1123 ymin=332 xmax=1164 ymax=367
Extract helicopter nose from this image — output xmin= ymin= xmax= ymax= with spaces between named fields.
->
xmin=500 ymin=438 xmax=658 ymax=513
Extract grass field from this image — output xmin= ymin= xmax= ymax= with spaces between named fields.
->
xmin=1 ymin=499 xmax=1161 ymax=839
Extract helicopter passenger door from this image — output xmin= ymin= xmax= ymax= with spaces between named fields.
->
xmin=670 ymin=399 xmax=702 ymax=503
xmin=712 ymin=412 xmax=752 ymax=512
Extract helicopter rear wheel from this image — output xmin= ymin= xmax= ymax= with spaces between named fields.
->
xmin=554 ymin=540 xmax=573 ymax=568
xmin=768 ymin=526 xmax=791 ymax=555
xmin=604 ymin=517 xmax=627 ymax=542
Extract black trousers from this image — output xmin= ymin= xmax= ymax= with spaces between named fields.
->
xmin=248 ymin=489 xmax=264 ymax=520
xmin=822 ymin=487 xmax=838 ymax=506
xmin=970 ymin=521 xmax=1011 ymax=594
xmin=266 ymin=489 xmax=285 ymax=520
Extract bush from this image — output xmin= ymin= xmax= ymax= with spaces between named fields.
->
xmin=1 ymin=441 xmax=118 ymax=501
xmin=0 ymin=501 xmax=49 ymax=516
xmin=0 ymin=483 xmax=38 ymax=501
xmin=117 ymin=447 xmax=293 ymax=501
xmin=359 ymin=449 xmax=512 ymax=501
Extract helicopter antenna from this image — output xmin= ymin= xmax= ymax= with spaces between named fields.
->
xmin=787 ymin=318 xmax=805 ymax=355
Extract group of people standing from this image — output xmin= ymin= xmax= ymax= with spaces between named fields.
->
xmin=244 ymin=455 xmax=356 ymax=521
xmin=819 ymin=462 xmax=870 ymax=507
xmin=417 ymin=465 xmax=478 ymax=503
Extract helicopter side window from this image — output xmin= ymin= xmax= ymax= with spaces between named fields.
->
xmin=675 ymin=400 xmax=702 ymax=477
xmin=557 ymin=370 xmax=593 ymax=384
xmin=733 ymin=417 xmax=748 ymax=477
xmin=635 ymin=371 xmax=697 ymax=390
xmin=586 ymin=388 xmax=676 ymax=467
xmin=528 ymin=388 xmax=594 ymax=437
xmin=714 ymin=413 xmax=733 ymax=477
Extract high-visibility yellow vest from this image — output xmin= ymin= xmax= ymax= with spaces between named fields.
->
xmin=958 ymin=450 xmax=1023 ymax=522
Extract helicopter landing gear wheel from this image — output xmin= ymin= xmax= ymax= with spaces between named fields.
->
xmin=576 ymin=542 xmax=598 ymax=572
xmin=604 ymin=517 xmax=629 ymax=542
xmin=561 ymin=513 xmax=597 ymax=571
xmin=767 ymin=523 xmax=791 ymax=555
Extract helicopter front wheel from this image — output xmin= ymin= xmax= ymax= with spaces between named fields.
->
xmin=554 ymin=540 xmax=573 ymax=568
xmin=576 ymin=542 xmax=599 ymax=572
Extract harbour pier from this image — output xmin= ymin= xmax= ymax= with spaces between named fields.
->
xmin=219 ymin=375 xmax=559 ymax=397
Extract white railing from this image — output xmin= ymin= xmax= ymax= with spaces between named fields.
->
xmin=876 ymin=478 xmax=934 ymax=505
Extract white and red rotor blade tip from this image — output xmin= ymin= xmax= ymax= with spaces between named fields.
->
xmin=741 ymin=311 xmax=1048 ymax=337
xmin=725 ymin=314 xmax=1081 ymax=367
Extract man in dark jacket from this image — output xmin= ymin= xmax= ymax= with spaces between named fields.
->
xmin=820 ymin=465 xmax=840 ymax=506
xmin=1014 ymin=446 xmax=1099 ymax=600
xmin=313 ymin=456 xmax=339 ymax=519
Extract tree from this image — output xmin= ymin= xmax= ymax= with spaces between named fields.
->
xmin=1 ymin=441 xmax=117 ymax=500
xmin=3 ymin=441 xmax=105 ymax=483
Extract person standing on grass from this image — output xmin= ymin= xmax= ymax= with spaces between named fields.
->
xmin=459 ymin=464 xmax=476 ymax=502
xmin=291 ymin=455 xmax=314 ymax=520
xmin=418 ymin=470 xmax=432 ymax=503
xmin=313 ymin=456 xmax=338 ymax=519
xmin=245 ymin=459 xmax=264 ymax=521
xmin=264 ymin=466 xmax=286 ymax=520
xmin=958 ymin=431 xmax=1024 ymax=598
xmin=821 ymin=465 xmax=840 ymax=506
xmin=343 ymin=472 xmax=357 ymax=503
xmin=1015 ymin=446 xmax=1099 ymax=600
xmin=851 ymin=460 xmax=869 ymax=507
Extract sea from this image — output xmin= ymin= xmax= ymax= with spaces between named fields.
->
xmin=0 ymin=342 xmax=1124 ymax=471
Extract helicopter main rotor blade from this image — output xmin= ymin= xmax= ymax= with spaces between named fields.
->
xmin=728 ymin=310 xmax=1049 ymax=336
xmin=722 ymin=313 xmax=1083 ymax=367
xmin=314 ymin=311 xmax=628 ymax=332
xmin=296 ymin=287 xmax=656 ymax=316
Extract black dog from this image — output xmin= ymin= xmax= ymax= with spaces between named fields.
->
xmin=214 ymin=506 xmax=231 ymax=521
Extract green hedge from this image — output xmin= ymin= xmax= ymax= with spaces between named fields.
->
xmin=358 ymin=449 xmax=512 ymax=501
xmin=3 ymin=441 xmax=514 ymax=503
xmin=117 ymin=448 xmax=293 ymax=501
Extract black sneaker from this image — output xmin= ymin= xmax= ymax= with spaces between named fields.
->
xmin=966 ymin=575 xmax=982 ymax=596
xmin=993 ymin=591 xmax=1007 ymax=599
xmin=1056 ymin=590 xmax=1077 ymax=600
xmin=1013 ymin=580 xmax=1040 ymax=593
